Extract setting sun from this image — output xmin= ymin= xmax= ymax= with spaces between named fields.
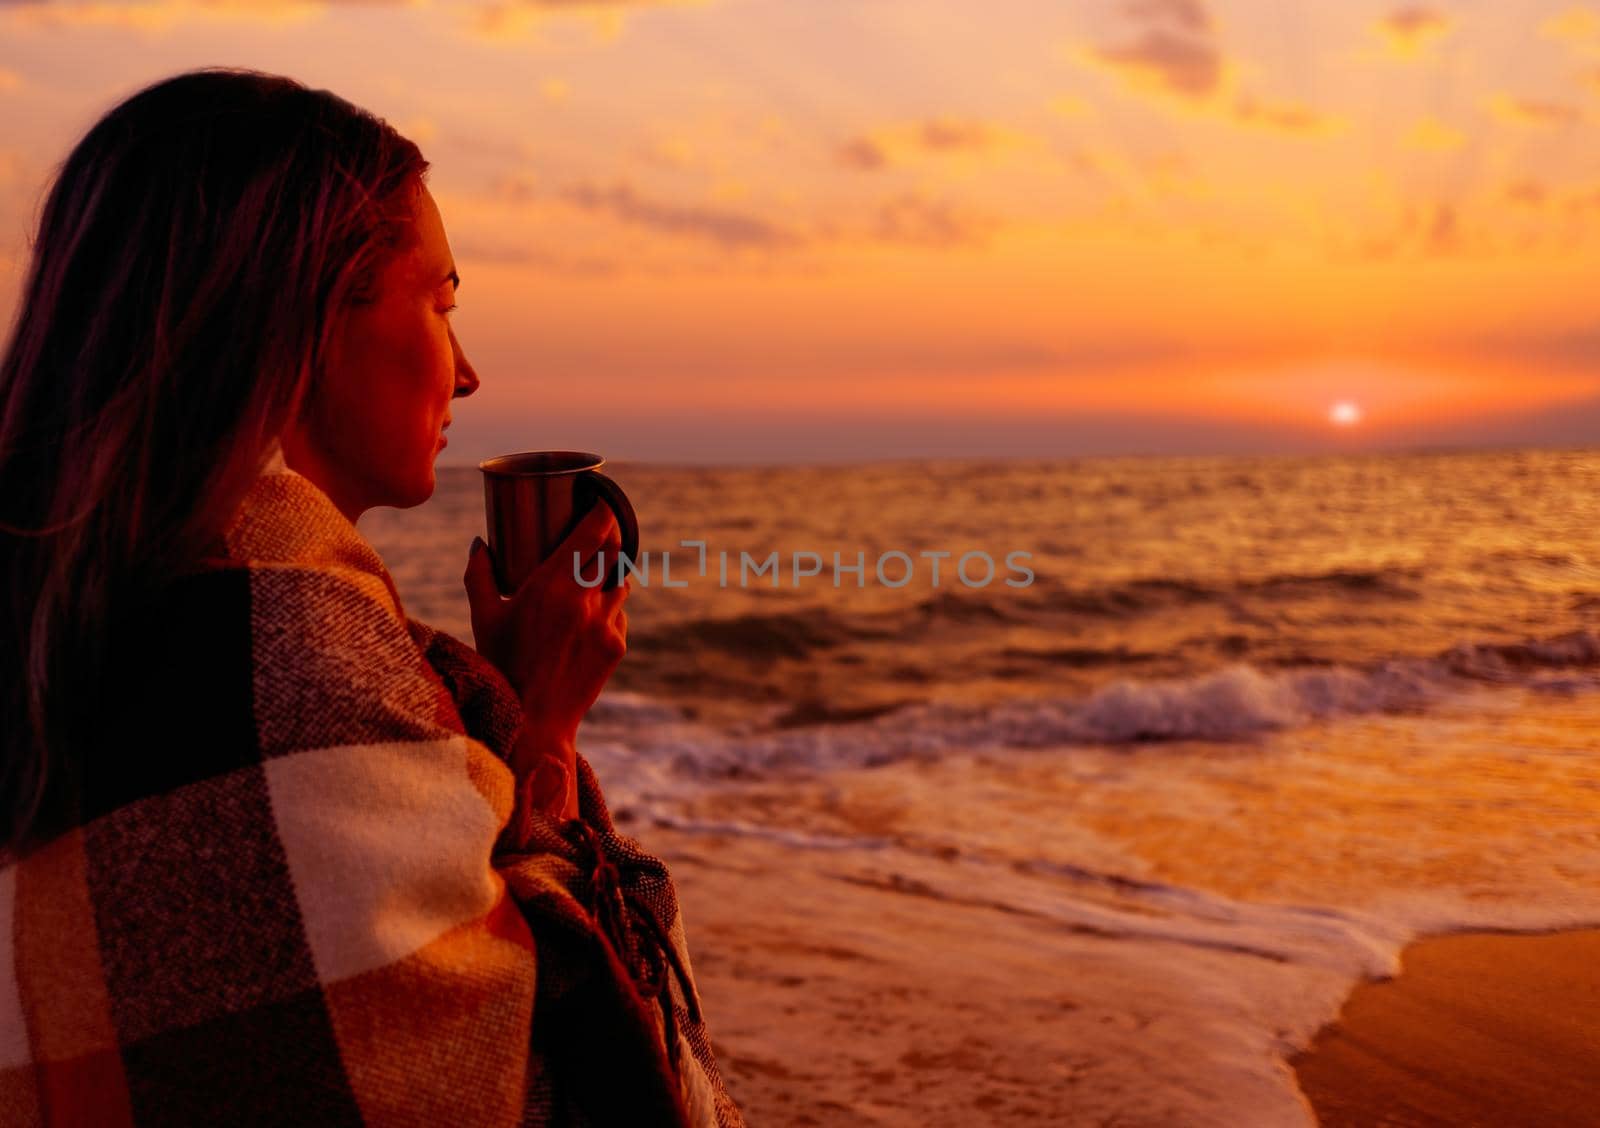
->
xmin=1330 ymin=401 xmax=1363 ymax=427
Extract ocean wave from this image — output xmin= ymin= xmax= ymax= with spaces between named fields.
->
xmin=1248 ymin=566 xmax=1425 ymax=599
xmin=1037 ymin=567 xmax=1424 ymax=618
xmin=590 ymin=629 xmax=1600 ymax=778
xmin=625 ymin=589 xmax=1034 ymax=667
xmin=626 ymin=567 xmax=1429 ymax=666
xmin=982 ymin=629 xmax=1600 ymax=745
xmin=584 ymin=690 xmax=688 ymax=726
xmin=629 ymin=605 xmax=897 ymax=660
xmin=1437 ymin=632 xmax=1600 ymax=680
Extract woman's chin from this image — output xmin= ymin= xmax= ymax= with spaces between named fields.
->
xmin=387 ymin=467 xmax=437 ymax=511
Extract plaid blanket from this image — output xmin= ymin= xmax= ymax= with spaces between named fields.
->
xmin=0 ymin=467 xmax=746 ymax=1127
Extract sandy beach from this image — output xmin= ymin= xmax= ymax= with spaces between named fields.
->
xmin=641 ymin=822 xmax=1104 ymax=1126
xmin=1293 ymin=930 xmax=1600 ymax=1127
xmin=595 ymin=681 xmax=1600 ymax=1126
xmin=645 ymin=806 xmax=1600 ymax=1126
xmin=638 ymin=817 xmax=1353 ymax=1127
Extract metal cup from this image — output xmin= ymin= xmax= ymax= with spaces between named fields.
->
xmin=479 ymin=451 xmax=639 ymax=594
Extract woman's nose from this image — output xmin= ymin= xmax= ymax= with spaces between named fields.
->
xmin=450 ymin=325 xmax=480 ymax=399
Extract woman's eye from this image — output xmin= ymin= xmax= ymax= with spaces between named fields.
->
xmin=439 ymin=303 xmax=458 ymax=317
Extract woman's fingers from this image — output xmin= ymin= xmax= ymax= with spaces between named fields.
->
xmin=580 ymin=516 xmax=626 ymax=586
xmin=463 ymin=537 xmax=499 ymax=597
xmin=564 ymin=504 xmax=621 ymax=565
xmin=606 ymin=581 xmax=629 ymax=636
xmin=522 ymin=503 xmax=625 ymax=593
xmin=524 ymin=757 xmax=571 ymax=815
xmin=463 ymin=538 xmax=507 ymax=635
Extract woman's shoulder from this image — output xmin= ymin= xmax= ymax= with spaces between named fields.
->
xmin=93 ymin=469 xmax=481 ymax=827
xmin=5 ymin=575 xmax=537 ymax=1128
xmin=213 ymin=465 xmax=410 ymax=620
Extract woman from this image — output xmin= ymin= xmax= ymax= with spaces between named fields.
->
xmin=0 ymin=67 xmax=744 ymax=1126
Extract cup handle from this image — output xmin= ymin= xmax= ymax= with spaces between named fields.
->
xmin=581 ymin=470 xmax=639 ymax=591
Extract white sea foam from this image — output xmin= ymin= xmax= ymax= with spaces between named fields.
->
xmin=590 ymin=693 xmax=1600 ymax=1127
xmin=1036 ymin=661 xmax=1448 ymax=743
xmin=585 ymin=632 xmax=1600 ymax=788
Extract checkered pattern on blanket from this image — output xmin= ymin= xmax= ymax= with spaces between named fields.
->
xmin=0 ymin=467 xmax=745 ymax=1127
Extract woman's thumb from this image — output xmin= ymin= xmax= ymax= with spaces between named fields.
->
xmin=463 ymin=536 xmax=501 ymax=601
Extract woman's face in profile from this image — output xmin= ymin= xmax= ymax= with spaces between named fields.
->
xmin=284 ymin=181 xmax=479 ymax=520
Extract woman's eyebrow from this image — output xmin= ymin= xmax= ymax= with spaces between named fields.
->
xmin=442 ymin=268 xmax=459 ymax=291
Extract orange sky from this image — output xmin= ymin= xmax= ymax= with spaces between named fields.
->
xmin=3 ymin=0 xmax=1600 ymax=460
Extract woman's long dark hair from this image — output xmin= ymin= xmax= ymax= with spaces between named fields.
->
xmin=0 ymin=68 xmax=430 ymax=858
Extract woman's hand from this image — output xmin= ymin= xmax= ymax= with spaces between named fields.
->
xmin=463 ymin=504 xmax=630 ymax=817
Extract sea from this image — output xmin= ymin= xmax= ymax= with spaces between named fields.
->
xmin=359 ymin=448 xmax=1600 ymax=1125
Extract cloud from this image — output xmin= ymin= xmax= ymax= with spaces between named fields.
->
xmin=917 ymin=118 xmax=997 ymax=151
xmin=1231 ymin=93 xmax=1343 ymax=135
xmin=487 ymin=170 xmax=541 ymax=203
xmin=1055 ymin=147 xmax=1108 ymax=178
xmin=1374 ymin=7 xmax=1452 ymax=60
xmin=836 ymin=137 xmax=889 ymax=171
xmin=1505 ymin=180 xmax=1548 ymax=207
xmin=1090 ymin=28 xmax=1225 ymax=99
xmin=468 ymin=177 xmax=998 ymax=266
xmin=452 ymin=239 xmax=621 ymax=277
xmin=834 ymin=117 xmax=1026 ymax=172
xmin=1049 ymin=94 xmax=1095 ymax=120
xmin=1564 ymin=184 xmax=1600 ymax=213
xmin=399 ymin=116 xmax=438 ymax=144
xmin=639 ymin=136 xmax=703 ymax=171
xmin=1542 ymin=6 xmax=1600 ymax=44
xmin=1495 ymin=179 xmax=1600 ymax=216
xmin=1082 ymin=1 xmax=1338 ymax=137
xmin=0 ymin=0 xmax=327 ymax=33
xmin=424 ymin=126 xmax=535 ymax=166
xmin=468 ymin=3 xmax=616 ymax=42
xmin=1470 ymin=324 xmax=1600 ymax=371
xmin=869 ymin=193 xmax=996 ymax=248
xmin=1421 ymin=204 xmax=1460 ymax=254
xmin=1136 ymin=150 xmax=1202 ymax=193
xmin=763 ymin=335 xmax=1184 ymax=378
xmin=1406 ymin=117 xmax=1465 ymax=152
xmin=510 ymin=0 xmax=701 ymax=5
xmin=1122 ymin=0 xmax=1212 ymax=34
xmin=1356 ymin=200 xmax=1490 ymax=261
xmin=0 ymin=149 xmax=26 ymax=189
xmin=465 ymin=0 xmax=707 ymax=43
xmin=1490 ymin=178 xmax=1600 ymax=216
xmin=1488 ymin=94 xmax=1584 ymax=127
xmin=557 ymin=180 xmax=800 ymax=249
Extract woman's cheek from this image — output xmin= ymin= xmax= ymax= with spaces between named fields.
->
xmin=395 ymin=320 xmax=449 ymax=406
xmin=433 ymin=322 xmax=457 ymax=400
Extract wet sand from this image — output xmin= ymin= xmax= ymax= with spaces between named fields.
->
xmin=637 ymin=819 xmax=1354 ymax=1127
xmin=623 ymin=726 xmax=1600 ymax=1127
xmin=643 ymin=823 xmax=1107 ymax=1126
xmin=1292 ymin=930 xmax=1600 ymax=1127
xmin=650 ymin=815 xmax=1600 ymax=1126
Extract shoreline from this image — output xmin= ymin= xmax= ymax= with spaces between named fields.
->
xmin=627 ymin=746 xmax=1600 ymax=1127
xmin=1291 ymin=928 xmax=1600 ymax=1126
xmin=637 ymin=817 xmax=1355 ymax=1126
